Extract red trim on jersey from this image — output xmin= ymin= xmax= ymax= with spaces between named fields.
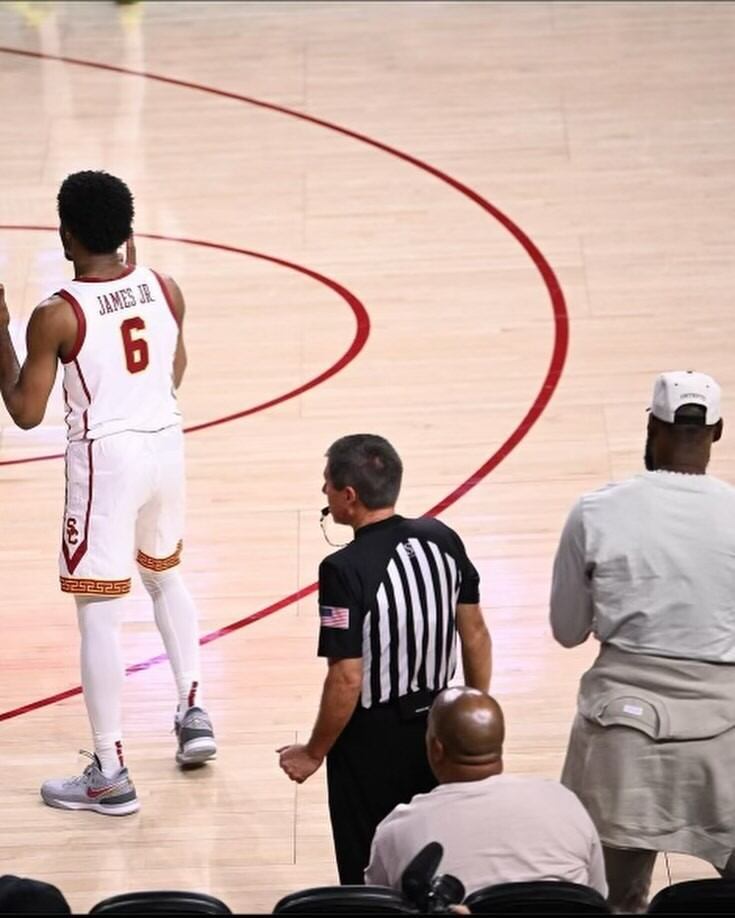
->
xmin=74 ymin=265 xmax=135 ymax=283
xmin=57 ymin=289 xmax=87 ymax=364
xmin=62 ymin=383 xmax=72 ymax=435
xmin=60 ymin=576 xmax=131 ymax=595
xmin=150 ymin=269 xmax=181 ymax=327
xmin=73 ymin=359 xmax=92 ymax=437
xmin=136 ymin=540 xmax=183 ymax=572
xmin=61 ymin=447 xmax=70 ymax=562
xmin=62 ymin=441 xmax=94 ymax=575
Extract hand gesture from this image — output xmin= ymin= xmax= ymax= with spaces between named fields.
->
xmin=277 ymin=743 xmax=323 ymax=784
xmin=125 ymin=233 xmax=137 ymax=267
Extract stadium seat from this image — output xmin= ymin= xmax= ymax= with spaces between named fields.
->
xmin=272 ymin=884 xmax=417 ymax=914
xmin=464 ymin=880 xmax=611 ymax=914
xmin=0 ymin=874 xmax=71 ymax=914
xmin=647 ymin=878 xmax=735 ymax=914
xmin=89 ymin=890 xmax=232 ymax=914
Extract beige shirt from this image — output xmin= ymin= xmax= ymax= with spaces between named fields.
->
xmin=365 ymin=774 xmax=607 ymax=897
xmin=551 ymin=471 xmax=735 ymax=662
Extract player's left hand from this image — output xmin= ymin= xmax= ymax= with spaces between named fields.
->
xmin=277 ymin=743 xmax=323 ymax=783
xmin=0 ymin=284 xmax=9 ymax=328
xmin=125 ymin=233 xmax=137 ymax=266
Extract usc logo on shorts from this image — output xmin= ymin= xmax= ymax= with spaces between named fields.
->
xmin=66 ymin=517 xmax=80 ymax=546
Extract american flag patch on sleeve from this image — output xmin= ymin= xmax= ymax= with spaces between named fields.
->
xmin=319 ymin=605 xmax=350 ymax=629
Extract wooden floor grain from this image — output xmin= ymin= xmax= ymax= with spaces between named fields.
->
xmin=1 ymin=1 xmax=733 ymax=911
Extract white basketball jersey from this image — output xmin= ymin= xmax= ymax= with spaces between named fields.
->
xmin=58 ymin=265 xmax=182 ymax=441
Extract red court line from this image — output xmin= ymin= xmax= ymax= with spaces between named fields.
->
xmin=0 ymin=226 xmax=370 ymax=465
xmin=0 ymin=586 xmax=318 ymax=721
xmin=0 ymin=47 xmax=568 ymax=723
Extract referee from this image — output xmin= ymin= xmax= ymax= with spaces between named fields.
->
xmin=278 ymin=434 xmax=492 ymax=884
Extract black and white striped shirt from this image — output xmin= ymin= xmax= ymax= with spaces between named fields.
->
xmin=318 ymin=515 xmax=481 ymax=708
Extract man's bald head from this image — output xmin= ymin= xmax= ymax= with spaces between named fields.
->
xmin=426 ymin=687 xmax=505 ymax=782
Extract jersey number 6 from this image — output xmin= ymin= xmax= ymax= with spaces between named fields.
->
xmin=120 ymin=317 xmax=150 ymax=374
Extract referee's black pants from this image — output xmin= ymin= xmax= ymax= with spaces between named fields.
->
xmin=326 ymin=701 xmax=438 ymax=885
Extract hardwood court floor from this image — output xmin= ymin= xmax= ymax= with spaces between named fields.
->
xmin=1 ymin=1 xmax=734 ymax=911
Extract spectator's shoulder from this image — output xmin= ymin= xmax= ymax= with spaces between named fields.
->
xmin=376 ymin=788 xmax=435 ymax=833
xmin=509 ymin=774 xmax=582 ymax=805
xmin=379 ymin=800 xmax=412 ymax=826
xmin=541 ymin=779 xmax=600 ymax=824
xmin=585 ymin=477 xmax=633 ymax=498
xmin=578 ymin=476 xmax=639 ymax=512
xmin=706 ymin=474 xmax=735 ymax=497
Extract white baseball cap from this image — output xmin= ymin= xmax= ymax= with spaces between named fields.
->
xmin=650 ymin=370 xmax=721 ymax=425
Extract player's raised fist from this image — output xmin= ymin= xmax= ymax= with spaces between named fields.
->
xmin=125 ymin=233 xmax=137 ymax=267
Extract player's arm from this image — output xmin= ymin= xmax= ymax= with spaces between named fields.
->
xmin=0 ymin=286 xmax=70 ymax=430
xmin=155 ymin=272 xmax=188 ymax=389
xmin=456 ymin=602 xmax=492 ymax=692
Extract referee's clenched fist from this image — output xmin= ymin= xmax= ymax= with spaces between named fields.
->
xmin=277 ymin=743 xmax=323 ymax=783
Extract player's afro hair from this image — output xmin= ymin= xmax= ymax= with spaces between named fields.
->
xmin=57 ymin=170 xmax=134 ymax=254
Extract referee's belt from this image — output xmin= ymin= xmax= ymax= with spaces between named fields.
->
xmin=372 ymin=688 xmax=441 ymax=720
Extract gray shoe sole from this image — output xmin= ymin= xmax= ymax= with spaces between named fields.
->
xmin=176 ymin=736 xmax=217 ymax=767
xmin=41 ymin=793 xmax=140 ymax=816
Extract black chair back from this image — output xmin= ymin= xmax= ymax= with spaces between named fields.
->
xmin=89 ymin=890 xmax=232 ymax=914
xmin=0 ymin=875 xmax=71 ymax=914
xmin=273 ymin=885 xmax=417 ymax=914
xmin=464 ymin=880 xmax=611 ymax=914
xmin=647 ymin=878 xmax=735 ymax=914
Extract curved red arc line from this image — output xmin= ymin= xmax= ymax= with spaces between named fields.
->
xmin=0 ymin=226 xmax=370 ymax=458
xmin=0 ymin=585 xmax=318 ymax=721
xmin=426 ymin=309 xmax=568 ymax=517
xmin=0 ymin=47 xmax=568 ymax=723
xmin=0 ymin=48 xmax=557 ymax=270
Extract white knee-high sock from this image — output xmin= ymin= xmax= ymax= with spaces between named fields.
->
xmin=76 ymin=595 xmax=127 ymax=778
xmin=139 ymin=566 xmax=202 ymax=717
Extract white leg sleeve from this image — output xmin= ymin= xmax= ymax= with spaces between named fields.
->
xmin=76 ymin=595 xmax=126 ymax=777
xmin=139 ymin=566 xmax=202 ymax=714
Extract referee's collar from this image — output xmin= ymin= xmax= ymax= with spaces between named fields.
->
xmin=354 ymin=514 xmax=404 ymax=539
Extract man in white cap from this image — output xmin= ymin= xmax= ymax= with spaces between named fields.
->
xmin=550 ymin=371 xmax=735 ymax=912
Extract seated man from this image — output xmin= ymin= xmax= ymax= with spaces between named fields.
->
xmin=365 ymin=687 xmax=606 ymax=897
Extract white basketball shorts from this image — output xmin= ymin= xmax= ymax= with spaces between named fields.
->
xmin=59 ymin=426 xmax=185 ymax=595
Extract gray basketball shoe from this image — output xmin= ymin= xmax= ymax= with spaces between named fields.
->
xmin=175 ymin=706 xmax=217 ymax=766
xmin=40 ymin=751 xmax=140 ymax=815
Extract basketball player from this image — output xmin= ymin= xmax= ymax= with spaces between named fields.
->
xmin=0 ymin=170 xmax=215 ymax=815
